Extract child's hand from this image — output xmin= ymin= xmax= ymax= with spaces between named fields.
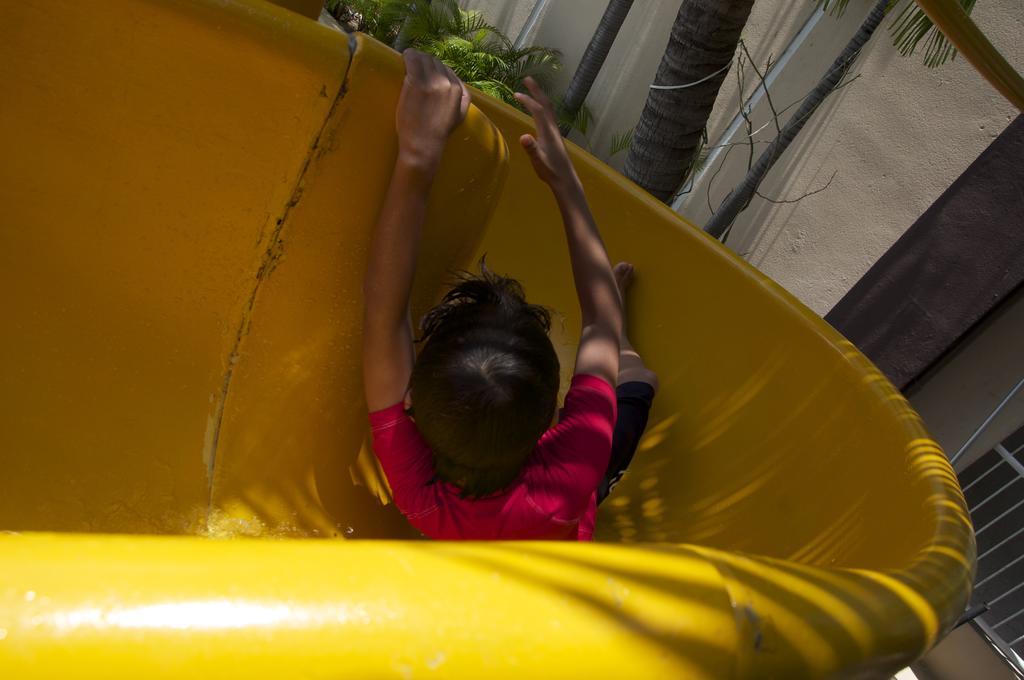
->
xmin=514 ymin=77 xmax=579 ymax=193
xmin=396 ymin=49 xmax=470 ymax=174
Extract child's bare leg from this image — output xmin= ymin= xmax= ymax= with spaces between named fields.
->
xmin=597 ymin=262 xmax=658 ymax=504
xmin=614 ymin=262 xmax=658 ymax=391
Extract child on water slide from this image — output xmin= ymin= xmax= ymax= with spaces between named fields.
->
xmin=362 ymin=49 xmax=657 ymax=540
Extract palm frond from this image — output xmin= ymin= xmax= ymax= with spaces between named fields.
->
xmin=815 ymin=0 xmax=853 ymax=16
xmin=890 ymin=0 xmax=976 ymax=67
xmin=554 ymin=100 xmax=592 ymax=135
xmin=692 ymin=138 xmax=711 ymax=175
xmin=399 ymin=0 xmax=455 ymax=47
xmin=814 ymin=0 xmax=900 ymax=16
xmin=815 ymin=0 xmax=976 ymax=68
xmin=459 ymin=9 xmax=500 ymax=39
xmin=469 ymin=79 xmax=516 ymax=104
xmin=504 ymin=49 xmax=561 ymax=88
xmin=608 ymin=128 xmax=634 ymax=157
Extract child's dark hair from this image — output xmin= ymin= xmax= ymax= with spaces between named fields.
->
xmin=410 ymin=261 xmax=560 ymax=498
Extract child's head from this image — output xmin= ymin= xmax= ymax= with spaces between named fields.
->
xmin=410 ymin=263 xmax=560 ymax=498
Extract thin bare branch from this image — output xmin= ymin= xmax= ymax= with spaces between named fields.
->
xmin=739 ymin=40 xmax=781 ymax=136
xmin=691 ymin=45 xmax=859 ymax=228
xmin=707 ymin=139 xmax=772 ymax=152
xmin=705 ymin=141 xmax=737 ymax=215
xmin=754 ymin=170 xmax=837 ymax=204
xmin=734 ymin=53 xmax=756 ymax=172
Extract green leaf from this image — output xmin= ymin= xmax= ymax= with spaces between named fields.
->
xmin=889 ymin=0 xmax=977 ymax=67
xmin=331 ymin=0 xmax=564 ymax=107
xmin=815 ymin=0 xmax=977 ymax=68
xmin=608 ymin=128 xmax=633 ymax=157
xmin=469 ymin=80 xmax=516 ymax=104
xmin=553 ymin=99 xmax=592 ymax=135
xmin=815 ymin=0 xmax=852 ymax=16
xmin=325 ymin=0 xmax=411 ymax=43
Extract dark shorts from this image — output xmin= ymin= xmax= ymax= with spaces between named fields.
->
xmin=597 ymin=381 xmax=656 ymax=505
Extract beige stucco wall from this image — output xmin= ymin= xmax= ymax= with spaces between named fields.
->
xmin=681 ymin=0 xmax=1023 ymax=315
xmin=463 ymin=0 xmax=1022 ymax=316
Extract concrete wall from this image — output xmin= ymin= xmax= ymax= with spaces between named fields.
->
xmin=912 ymin=624 xmax=1021 ymax=680
xmin=908 ymin=285 xmax=1024 ymax=472
xmin=462 ymin=0 xmax=1023 ymax=316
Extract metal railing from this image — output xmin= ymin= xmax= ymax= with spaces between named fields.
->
xmin=960 ymin=429 xmax=1024 ymax=671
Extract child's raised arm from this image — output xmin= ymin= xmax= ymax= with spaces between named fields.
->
xmin=363 ymin=50 xmax=470 ymax=412
xmin=514 ymin=79 xmax=622 ymax=387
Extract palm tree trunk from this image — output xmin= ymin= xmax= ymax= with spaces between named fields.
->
xmin=704 ymin=0 xmax=890 ymax=239
xmin=557 ymin=0 xmax=635 ymax=136
xmin=624 ymin=0 xmax=755 ymax=202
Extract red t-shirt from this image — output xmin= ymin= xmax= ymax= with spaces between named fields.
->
xmin=368 ymin=374 xmax=616 ymax=541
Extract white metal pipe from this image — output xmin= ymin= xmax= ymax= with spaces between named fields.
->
xmin=989 ymin=581 xmax=1024 ymax=607
xmin=962 ymin=458 xmax=1006 ymax=493
xmin=951 ymin=376 xmax=1024 ymax=466
xmin=992 ymin=606 xmax=1024 ymax=630
xmin=978 ymin=525 xmax=1024 ymax=561
xmin=514 ymin=0 xmax=549 ymax=49
xmin=976 ymin=553 xmax=1024 ymax=589
xmin=996 ymin=443 xmax=1024 ymax=478
xmin=972 ymin=476 xmax=1022 ymax=513
xmin=975 ymin=497 xmax=1024 ymax=535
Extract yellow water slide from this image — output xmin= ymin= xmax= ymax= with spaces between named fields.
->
xmin=0 ymin=0 xmax=981 ymax=677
